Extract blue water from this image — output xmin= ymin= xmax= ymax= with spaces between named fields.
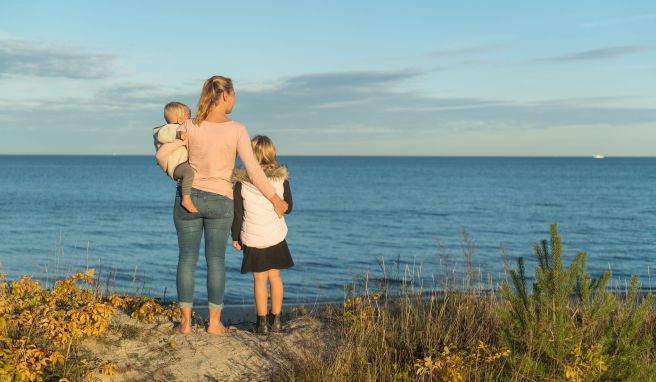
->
xmin=1 ymin=156 xmax=655 ymax=305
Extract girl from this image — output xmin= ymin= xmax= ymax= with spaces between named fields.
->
xmin=156 ymin=76 xmax=288 ymax=335
xmin=231 ymin=136 xmax=294 ymax=334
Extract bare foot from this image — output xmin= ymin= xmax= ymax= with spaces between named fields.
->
xmin=207 ymin=323 xmax=226 ymax=335
xmin=180 ymin=195 xmax=198 ymax=213
xmin=177 ymin=321 xmax=192 ymax=335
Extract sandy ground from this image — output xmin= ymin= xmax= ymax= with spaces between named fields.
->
xmin=81 ymin=312 xmax=327 ymax=381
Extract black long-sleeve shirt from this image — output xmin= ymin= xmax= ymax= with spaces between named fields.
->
xmin=231 ymin=180 xmax=293 ymax=243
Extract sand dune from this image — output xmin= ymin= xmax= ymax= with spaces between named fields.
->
xmin=82 ymin=312 xmax=326 ymax=381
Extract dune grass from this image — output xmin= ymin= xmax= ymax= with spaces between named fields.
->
xmin=272 ymin=225 xmax=656 ymax=381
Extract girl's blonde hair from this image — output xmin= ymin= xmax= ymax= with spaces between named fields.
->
xmin=193 ymin=75 xmax=234 ymax=125
xmin=251 ymin=135 xmax=277 ymax=166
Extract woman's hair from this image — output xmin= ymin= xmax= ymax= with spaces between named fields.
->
xmin=251 ymin=135 xmax=277 ymax=166
xmin=163 ymin=102 xmax=191 ymax=123
xmin=193 ymin=75 xmax=234 ymax=125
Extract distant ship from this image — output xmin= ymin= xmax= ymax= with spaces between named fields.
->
xmin=593 ymin=154 xmax=605 ymax=159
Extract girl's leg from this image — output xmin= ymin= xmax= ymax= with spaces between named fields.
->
xmin=253 ymin=272 xmax=269 ymax=316
xmin=202 ymin=192 xmax=233 ymax=334
xmin=174 ymin=192 xmax=203 ymax=334
xmin=268 ymin=269 xmax=283 ymax=315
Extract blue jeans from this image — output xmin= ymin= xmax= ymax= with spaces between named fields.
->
xmin=174 ymin=188 xmax=234 ymax=309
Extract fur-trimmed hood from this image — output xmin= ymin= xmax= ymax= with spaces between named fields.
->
xmin=232 ymin=165 xmax=289 ymax=183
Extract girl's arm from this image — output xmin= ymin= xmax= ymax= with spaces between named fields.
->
xmin=231 ymin=182 xmax=245 ymax=245
xmin=283 ymin=179 xmax=293 ymax=214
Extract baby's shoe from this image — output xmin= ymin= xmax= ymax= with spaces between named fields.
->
xmin=268 ymin=311 xmax=283 ymax=332
xmin=255 ymin=315 xmax=269 ymax=335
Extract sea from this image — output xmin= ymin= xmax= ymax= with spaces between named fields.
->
xmin=1 ymin=156 xmax=655 ymax=306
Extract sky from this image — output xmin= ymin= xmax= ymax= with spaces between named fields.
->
xmin=1 ymin=0 xmax=655 ymax=156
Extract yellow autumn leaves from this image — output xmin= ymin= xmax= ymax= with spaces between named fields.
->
xmin=563 ymin=343 xmax=608 ymax=382
xmin=0 ymin=270 xmax=178 ymax=382
xmin=109 ymin=295 xmax=180 ymax=322
xmin=1 ymin=270 xmax=114 ymax=381
xmin=413 ymin=342 xmax=511 ymax=382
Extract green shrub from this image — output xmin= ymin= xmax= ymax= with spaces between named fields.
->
xmin=499 ymin=224 xmax=656 ymax=381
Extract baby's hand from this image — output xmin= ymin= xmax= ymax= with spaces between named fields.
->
xmin=178 ymin=131 xmax=188 ymax=141
xmin=232 ymin=241 xmax=242 ymax=251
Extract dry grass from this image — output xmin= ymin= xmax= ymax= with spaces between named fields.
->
xmin=273 ymin=276 xmax=510 ymax=382
xmin=272 ymin=226 xmax=656 ymax=382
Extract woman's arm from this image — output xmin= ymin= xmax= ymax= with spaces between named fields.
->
xmin=236 ymin=126 xmax=288 ymax=217
xmin=236 ymin=127 xmax=276 ymax=199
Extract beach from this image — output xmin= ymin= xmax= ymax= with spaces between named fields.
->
xmin=3 ymin=0 xmax=656 ymax=379
xmin=81 ymin=312 xmax=326 ymax=382
xmin=4 ymin=223 xmax=656 ymax=381
xmin=2 ymin=156 xmax=656 ymax=379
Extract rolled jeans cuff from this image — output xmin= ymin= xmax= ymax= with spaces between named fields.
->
xmin=208 ymin=302 xmax=223 ymax=310
xmin=179 ymin=301 xmax=193 ymax=309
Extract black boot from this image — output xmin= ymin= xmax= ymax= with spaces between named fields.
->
xmin=255 ymin=315 xmax=269 ymax=335
xmin=268 ymin=311 xmax=283 ymax=332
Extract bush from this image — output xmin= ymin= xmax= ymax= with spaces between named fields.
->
xmin=499 ymin=224 xmax=656 ymax=381
xmin=0 ymin=269 xmax=179 ymax=381
xmin=0 ymin=270 xmax=116 ymax=381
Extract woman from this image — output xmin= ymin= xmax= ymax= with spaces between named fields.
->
xmin=156 ymin=76 xmax=288 ymax=334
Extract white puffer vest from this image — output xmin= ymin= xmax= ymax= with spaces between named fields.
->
xmin=234 ymin=166 xmax=289 ymax=248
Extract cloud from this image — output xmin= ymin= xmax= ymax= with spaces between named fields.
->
xmin=278 ymin=69 xmax=424 ymax=92
xmin=429 ymin=43 xmax=507 ymax=57
xmin=530 ymin=95 xmax=652 ymax=108
xmin=238 ymin=70 xmax=656 ymax=127
xmin=537 ymin=45 xmax=651 ymax=62
xmin=0 ymin=39 xmax=116 ymax=79
xmin=580 ymin=13 xmax=656 ymax=29
xmin=92 ymin=83 xmax=189 ymax=110
xmin=4 ymin=68 xmax=656 ymax=128
xmin=0 ymin=81 xmax=195 ymax=114
xmin=276 ymin=123 xmax=397 ymax=135
xmin=1 ymin=68 xmax=656 ymax=154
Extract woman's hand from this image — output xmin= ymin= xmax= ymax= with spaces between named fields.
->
xmin=232 ymin=241 xmax=242 ymax=251
xmin=269 ymin=194 xmax=288 ymax=218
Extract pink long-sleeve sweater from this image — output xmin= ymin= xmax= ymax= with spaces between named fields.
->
xmin=155 ymin=119 xmax=275 ymax=200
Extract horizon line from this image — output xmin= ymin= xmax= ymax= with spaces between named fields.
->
xmin=1 ymin=154 xmax=654 ymax=158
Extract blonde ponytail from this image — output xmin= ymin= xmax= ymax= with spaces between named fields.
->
xmin=193 ymin=75 xmax=234 ymax=125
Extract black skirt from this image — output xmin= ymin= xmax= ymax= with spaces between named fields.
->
xmin=241 ymin=240 xmax=294 ymax=273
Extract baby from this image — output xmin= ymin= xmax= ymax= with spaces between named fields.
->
xmin=153 ymin=102 xmax=197 ymax=213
